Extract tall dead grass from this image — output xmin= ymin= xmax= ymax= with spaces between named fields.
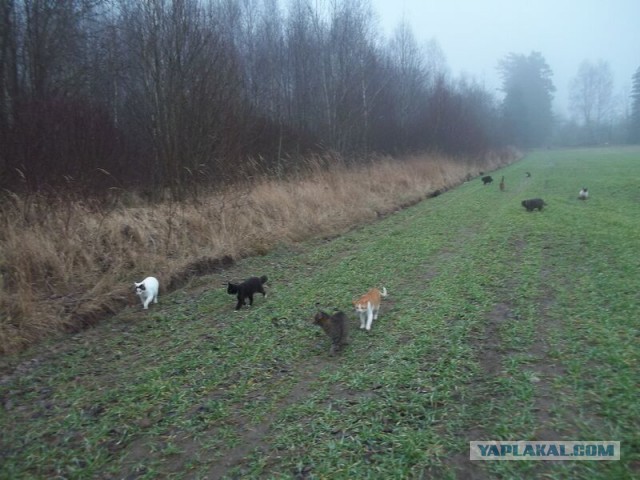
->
xmin=0 ymin=150 xmax=518 ymax=353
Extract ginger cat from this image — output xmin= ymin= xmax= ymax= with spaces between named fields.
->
xmin=353 ymin=287 xmax=387 ymax=331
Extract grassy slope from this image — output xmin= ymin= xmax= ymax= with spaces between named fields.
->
xmin=1 ymin=147 xmax=638 ymax=479
xmin=1 ymin=152 xmax=509 ymax=355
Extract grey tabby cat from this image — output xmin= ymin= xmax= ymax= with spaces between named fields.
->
xmin=313 ymin=310 xmax=349 ymax=356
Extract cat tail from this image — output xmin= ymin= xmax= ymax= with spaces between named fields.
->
xmin=260 ymin=275 xmax=268 ymax=284
xmin=381 ymin=287 xmax=388 ymax=297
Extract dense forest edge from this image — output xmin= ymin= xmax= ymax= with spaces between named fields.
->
xmin=2 ymin=0 xmax=638 ymax=197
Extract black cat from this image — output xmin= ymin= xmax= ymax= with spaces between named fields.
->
xmin=482 ymin=175 xmax=493 ymax=185
xmin=227 ymin=275 xmax=268 ymax=310
xmin=521 ymin=198 xmax=547 ymax=212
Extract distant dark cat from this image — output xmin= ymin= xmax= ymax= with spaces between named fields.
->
xmin=313 ymin=310 xmax=349 ymax=356
xmin=227 ymin=275 xmax=268 ymax=310
xmin=482 ymin=175 xmax=493 ymax=185
xmin=521 ymin=198 xmax=547 ymax=212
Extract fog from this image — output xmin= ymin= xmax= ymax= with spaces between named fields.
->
xmin=1 ymin=0 xmax=637 ymax=194
xmin=371 ymin=0 xmax=640 ymax=115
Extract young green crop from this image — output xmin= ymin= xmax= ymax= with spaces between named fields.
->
xmin=1 ymin=146 xmax=638 ymax=479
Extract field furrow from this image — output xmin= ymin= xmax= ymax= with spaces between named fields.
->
xmin=1 ymin=147 xmax=639 ymax=479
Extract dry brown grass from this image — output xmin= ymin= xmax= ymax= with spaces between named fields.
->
xmin=0 ymin=150 xmax=518 ymax=353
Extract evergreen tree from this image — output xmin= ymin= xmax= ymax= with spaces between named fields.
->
xmin=630 ymin=66 xmax=640 ymax=143
xmin=498 ymin=52 xmax=555 ymax=147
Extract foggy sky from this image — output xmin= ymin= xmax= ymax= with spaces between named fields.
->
xmin=371 ymin=0 xmax=640 ymax=116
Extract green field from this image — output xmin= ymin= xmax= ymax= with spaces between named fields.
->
xmin=1 ymin=147 xmax=639 ymax=479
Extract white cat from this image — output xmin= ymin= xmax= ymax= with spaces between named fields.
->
xmin=578 ymin=187 xmax=589 ymax=200
xmin=134 ymin=276 xmax=159 ymax=309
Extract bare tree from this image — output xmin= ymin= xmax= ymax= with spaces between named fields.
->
xmin=422 ymin=37 xmax=448 ymax=89
xmin=119 ymin=0 xmax=244 ymax=195
xmin=0 ymin=0 xmax=20 ymax=130
xmin=387 ymin=19 xmax=426 ymax=150
xmin=569 ymin=59 xmax=614 ymax=144
xmin=21 ymin=0 xmax=102 ymax=99
xmin=284 ymin=0 xmax=322 ymax=136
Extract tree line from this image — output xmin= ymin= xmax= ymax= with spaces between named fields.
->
xmin=0 ymin=0 xmax=509 ymax=196
xmin=1 ymin=0 xmax=634 ymax=197
xmin=555 ymin=60 xmax=640 ymax=146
